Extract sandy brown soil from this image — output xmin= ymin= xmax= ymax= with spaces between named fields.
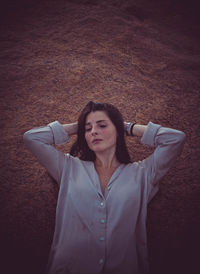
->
xmin=0 ymin=0 xmax=200 ymax=273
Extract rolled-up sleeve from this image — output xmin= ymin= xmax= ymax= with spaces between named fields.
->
xmin=141 ymin=122 xmax=186 ymax=201
xmin=23 ymin=121 xmax=69 ymax=183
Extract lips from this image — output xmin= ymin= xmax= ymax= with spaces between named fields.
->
xmin=92 ymin=139 xmax=102 ymax=144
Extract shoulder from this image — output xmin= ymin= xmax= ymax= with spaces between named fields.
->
xmin=122 ymin=161 xmax=146 ymax=174
xmin=65 ymin=153 xmax=93 ymax=167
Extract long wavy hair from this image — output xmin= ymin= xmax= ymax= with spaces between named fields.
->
xmin=70 ymin=101 xmax=131 ymax=164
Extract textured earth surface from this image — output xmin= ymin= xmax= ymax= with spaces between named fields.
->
xmin=0 ymin=0 xmax=200 ymax=273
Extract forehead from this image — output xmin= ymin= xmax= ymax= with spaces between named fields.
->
xmin=85 ymin=111 xmax=110 ymax=124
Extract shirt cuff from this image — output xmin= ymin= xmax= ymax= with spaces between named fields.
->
xmin=48 ymin=121 xmax=69 ymax=145
xmin=141 ymin=121 xmax=161 ymax=147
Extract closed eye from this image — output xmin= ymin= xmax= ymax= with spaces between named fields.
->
xmin=85 ymin=124 xmax=107 ymax=132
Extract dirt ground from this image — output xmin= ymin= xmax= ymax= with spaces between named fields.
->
xmin=0 ymin=0 xmax=200 ymax=273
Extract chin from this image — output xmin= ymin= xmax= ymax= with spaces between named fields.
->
xmin=92 ymin=148 xmax=104 ymax=153
xmin=90 ymin=145 xmax=104 ymax=153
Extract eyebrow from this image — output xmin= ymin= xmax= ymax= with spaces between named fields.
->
xmin=85 ymin=120 xmax=107 ymax=126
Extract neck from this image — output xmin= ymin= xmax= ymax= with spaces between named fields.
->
xmin=94 ymin=149 xmax=120 ymax=169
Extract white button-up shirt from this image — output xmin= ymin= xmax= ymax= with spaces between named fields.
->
xmin=24 ymin=121 xmax=185 ymax=274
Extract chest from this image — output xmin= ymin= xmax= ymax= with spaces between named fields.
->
xmin=96 ymin=167 xmax=117 ymax=195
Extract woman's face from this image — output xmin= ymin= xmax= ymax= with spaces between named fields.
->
xmin=85 ymin=111 xmax=117 ymax=154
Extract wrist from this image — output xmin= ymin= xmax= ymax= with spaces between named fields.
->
xmin=125 ymin=122 xmax=137 ymax=136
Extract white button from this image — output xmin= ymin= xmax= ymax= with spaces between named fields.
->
xmin=100 ymin=219 xmax=105 ymax=224
xmin=100 ymin=202 xmax=104 ymax=207
xmin=99 ymin=258 xmax=104 ymax=264
xmin=99 ymin=237 xmax=105 ymax=241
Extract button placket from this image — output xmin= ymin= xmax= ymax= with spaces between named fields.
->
xmin=97 ymin=199 xmax=106 ymax=269
xmin=100 ymin=201 xmax=104 ymax=207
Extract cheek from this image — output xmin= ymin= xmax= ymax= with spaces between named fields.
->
xmin=111 ymin=134 xmax=117 ymax=145
xmin=106 ymin=130 xmax=117 ymax=144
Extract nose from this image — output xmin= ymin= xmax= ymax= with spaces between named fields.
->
xmin=91 ymin=126 xmax=98 ymax=136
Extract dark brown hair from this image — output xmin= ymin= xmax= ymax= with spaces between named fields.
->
xmin=70 ymin=101 xmax=131 ymax=164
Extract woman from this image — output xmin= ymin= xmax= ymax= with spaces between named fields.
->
xmin=24 ymin=101 xmax=186 ymax=274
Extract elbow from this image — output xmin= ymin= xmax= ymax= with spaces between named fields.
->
xmin=164 ymin=129 xmax=186 ymax=148
xmin=23 ymin=130 xmax=33 ymax=145
xmin=177 ymin=130 xmax=186 ymax=144
xmin=23 ymin=131 xmax=28 ymax=142
xmin=174 ymin=131 xmax=186 ymax=154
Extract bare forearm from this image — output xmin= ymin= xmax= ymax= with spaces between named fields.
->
xmin=132 ymin=124 xmax=147 ymax=137
xmin=62 ymin=122 xmax=78 ymax=136
xmin=124 ymin=122 xmax=147 ymax=137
